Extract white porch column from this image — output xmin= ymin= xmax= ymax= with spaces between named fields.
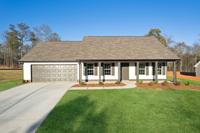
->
xmin=155 ymin=61 xmax=158 ymax=82
xmin=98 ymin=62 xmax=101 ymax=82
xmin=173 ymin=61 xmax=177 ymax=82
xmin=118 ymin=62 xmax=121 ymax=82
xmin=79 ymin=61 xmax=82 ymax=83
xmin=136 ymin=61 xmax=139 ymax=82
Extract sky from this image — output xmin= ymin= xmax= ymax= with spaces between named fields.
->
xmin=0 ymin=0 xmax=200 ymax=45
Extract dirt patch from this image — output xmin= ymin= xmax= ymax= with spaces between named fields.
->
xmin=137 ymin=82 xmax=200 ymax=91
xmin=73 ymin=83 xmax=126 ymax=87
xmin=168 ymin=71 xmax=200 ymax=82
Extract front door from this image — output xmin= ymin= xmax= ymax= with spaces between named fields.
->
xmin=121 ymin=63 xmax=129 ymax=80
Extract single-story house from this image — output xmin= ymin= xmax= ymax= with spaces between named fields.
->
xmin=194 ymin=61 xmax=200 ymax=76
xmin=19 ymin=36 xmax=179 ymax=82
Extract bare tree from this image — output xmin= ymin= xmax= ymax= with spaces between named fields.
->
xmin=192 ymin=43 xmax=200 ymax=63
xmin=171 ymin=42 xmax=197 ymax=72
xmin=30 ymin=32 xmax=38 ymax=47
xmin=33 ymin=24 xmax=61 ymax=42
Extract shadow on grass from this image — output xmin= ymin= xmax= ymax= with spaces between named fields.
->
xmin=37 ymin=96 xmax=107 ymax=133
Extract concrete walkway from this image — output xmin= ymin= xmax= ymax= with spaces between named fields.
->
xmin=0 ymin=82 xmax=74 ymax=133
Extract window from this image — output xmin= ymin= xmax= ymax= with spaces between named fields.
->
xmin=157 ymin=63 xmax=162 ymax=75
xmin=162 ymin=62 xmax=166 ymax=75
xmin=157 ymin=62 xmax=166 ymax=75
xmin=104 ymin=64 xmax=111 ymax=75
xmin=139 ymin=63 xmax=145 ymax=75
xmin=87 ymin=64 xmax=94 ymax=75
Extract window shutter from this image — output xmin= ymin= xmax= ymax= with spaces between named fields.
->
xmin=101 ymin=63 xmax=104 ymax=75
xmin=112 ymin=63 xmax=115 ymax=75
xmin=162 ymin=62 xmax=166 ymax=75
xmin=94 ymin=63 xmax=98 ymax=75
xmin=83 ymin=63 xmax=87 ymax=76
xmin=146 ymin=63 xmax=149 ymax=75
xmin=135 ymin=63 xmax=137 ymax=75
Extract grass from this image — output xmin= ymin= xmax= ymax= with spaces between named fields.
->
xmin=37 ymin=89 xmax=200 ymax=133
xmin=167 ymin=76 xmax=200 ymax=86
xmin=0 ymin=70 xmax=23 ymax=91
xmin=0 ymin=79 xmax=23 ymax=91
xmin=0 ymin=70 xmax=22 ymax=82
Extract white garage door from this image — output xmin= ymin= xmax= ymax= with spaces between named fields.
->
xmin=32 ymin=64 xmax=77 ymax=82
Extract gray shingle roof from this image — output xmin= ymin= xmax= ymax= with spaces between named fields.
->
xmin=20 ymin=41 xmax=83 ymax=62
xmin=20 ymin=36 xmax=179 ymax=62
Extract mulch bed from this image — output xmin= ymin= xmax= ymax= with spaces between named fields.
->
xmin=73 ymin=83 xmax=126 ymax=87
xmin=168 ymin=71 xmax=200 ymax=82
xmin=137 ymin=82 xmax=200 ymax=91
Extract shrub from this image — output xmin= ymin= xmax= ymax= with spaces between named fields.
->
xmin=148 ymin=82 xmax=153 ymax=86
xmin=184 ymin=81 xmax=190 ymax=86
xmin=161 ymin=80 xmax=168 ymax=86
xmin=99 ymin=82 xmax=104 ymax=85
xmin=174 ymin=81 xmax=181 ymax=86
xmin=80 ymin=82 xmax=86 ymax=85
xmin=139 ymin=80 xmax=143 ymax=84
xmin=164 ymin=80 xmax=168 ymax=83
xmin=153 ymin=81 xmax=158 ymax=84
xmin=115 ymin=81 xmax=121 ymax=84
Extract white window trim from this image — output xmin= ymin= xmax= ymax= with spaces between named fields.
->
xmin=139 ymin=63 xmax=146 ymax=75
xmin=103 ymin=63 xmax=112 ymax=75
xmin=157 ymin=62 xmax=166 ymax=75
xmin=87 ymin=63 xmax=94 ymax=75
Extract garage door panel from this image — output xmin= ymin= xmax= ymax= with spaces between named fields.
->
xmin=32 ymin=64 xmax=77 ymax=82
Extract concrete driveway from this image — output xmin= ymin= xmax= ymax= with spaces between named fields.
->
xmin=0 ymin=82 xmax=74 ymax=133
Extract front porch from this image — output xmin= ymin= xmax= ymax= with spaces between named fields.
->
xmin=78 ymin=60 xmax=178 ymax=83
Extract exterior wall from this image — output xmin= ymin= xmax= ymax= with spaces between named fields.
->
xmin=81 ymin=62 xmax=119 ymax=81
xmin=23 ymin=62 xmax=79 ymax=81
xmin=129 ymin=61 xmax=167 ymax=80
xmin=23 ymin=61 xmax=167 ymax=82
xmin=195 ymin=64 xmax=200 ymax=76
xmin=81 ymin=61 xmax=167 ymax=81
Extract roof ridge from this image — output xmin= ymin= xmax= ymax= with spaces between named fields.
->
xmin=84 ymin=35 xmax=149 ymax=38
xmin=47 ymin=41 xmax=82 ymax=43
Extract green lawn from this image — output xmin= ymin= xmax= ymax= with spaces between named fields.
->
xmin=0 ymin=70 xmax=23 ymax=91
xmin=167 ymin=76 xmax=200 ymax=86
xmin=37 ymin=89 xmax=200 ymax=133
xmin=0 ymin=79 xmax=23 ymax=91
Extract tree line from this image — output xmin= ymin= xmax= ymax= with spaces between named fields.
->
xmin=0 ymin=24 xmax=199 ymax=72
xmin=0 ymin=23 xmax=61 ymax=67
xmin=147 ymin=29 xmax=200 ymax=72
xmin=169 ymin=41 xmax=200 ymax=72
